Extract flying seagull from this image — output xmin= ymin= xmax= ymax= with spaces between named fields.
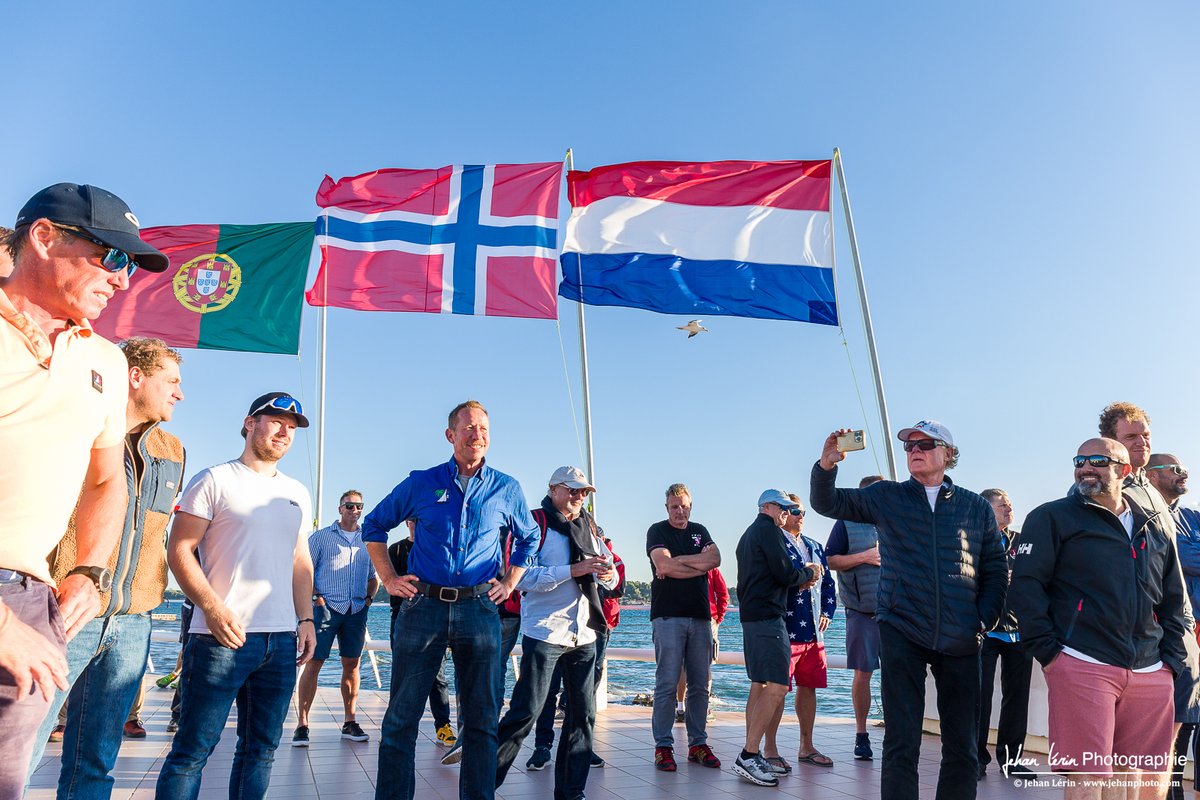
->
xmin=677 ymin=320 xmax=708 ymax=338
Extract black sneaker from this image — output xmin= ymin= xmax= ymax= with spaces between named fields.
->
xmin=526 ymin=746 xmax=552 ymax=771
xmin=441 ymin=738 xmax=463 ymax=765
xmin=590 ymin=753 xmax=605 ymax=768
xmin=291 ymin=726 xmax=310 ymax=747
xmin=341 ymin=720 xmax=369 ymax=742
xmin=854 ymin=732 xmax=873 ymax=760
xmin=166 ymin=719 xmax=178 ymax=734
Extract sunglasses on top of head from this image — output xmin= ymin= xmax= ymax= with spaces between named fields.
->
xmin=902 ymin=439 xmax=946 ymax=453
xmin=56 ymin=225 xmax=139 ymax=277
xmin=1072 ymin=455 xmax=1127 ymax=469
xmin=251 ymin=395 xmax=303 ymax=417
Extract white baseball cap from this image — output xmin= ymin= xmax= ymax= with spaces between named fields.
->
xmin=896 ymin=420 xmax=955 ymax=447
xmin=549 ymin=465 xmax=596 ymax=492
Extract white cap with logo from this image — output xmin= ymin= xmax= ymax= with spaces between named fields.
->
xmin=896 ymin=420 xmax=955 ymax=447
xmin=549 ymin=465 xmax=596 ymax=492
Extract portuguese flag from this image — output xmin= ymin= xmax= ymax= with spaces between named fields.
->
xmin=92 ymin=222 xmax=314 ymax=355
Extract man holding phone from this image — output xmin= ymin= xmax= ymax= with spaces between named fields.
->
xmin=810 ymin=420 xmax=1007 ymax=800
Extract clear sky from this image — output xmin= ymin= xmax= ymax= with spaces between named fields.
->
xmin=4 ymin=2 xmax=1198 ymax=582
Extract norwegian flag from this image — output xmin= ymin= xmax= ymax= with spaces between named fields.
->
xmin=306 ymin=162 xmax=563 ymax=319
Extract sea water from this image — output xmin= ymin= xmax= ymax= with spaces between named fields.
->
xmin=149 ymin=599 xmax=882 ymax=718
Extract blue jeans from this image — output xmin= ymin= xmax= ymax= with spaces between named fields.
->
xmin=155 ymin=632 xmax=297 ymax=800
xmin=500 ymin=615 xmax=521 ymax=684
xmin=651 ymin=617 xmax=712 ymax=748
xmin=27 ymin=613 xmax=152 ymax=799
xmin=496 ymin=637 xmax=596 ymax=800
xmin=535 ymin=626 xmax=609 ymax=748
xmin=379 ymin=594 xmax=501 ymax=800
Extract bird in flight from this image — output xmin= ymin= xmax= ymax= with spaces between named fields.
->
xmin=677 ymin=320 xmax=708 ymax=338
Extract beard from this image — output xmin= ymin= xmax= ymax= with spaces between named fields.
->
xmin=1075 ymin=476 xmax=1110 ymax=497
xmin=250 ymin=436 xmax=288 ymax=463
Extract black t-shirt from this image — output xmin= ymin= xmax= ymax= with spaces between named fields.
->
xmin=387 ymin=539 xmax=414 ymax=613
xmin=646 ymin=520 xmax=714 ymax=620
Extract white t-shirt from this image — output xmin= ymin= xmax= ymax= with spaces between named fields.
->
xmin=178 ymin=459 xmax=313 ymax=634
xmin=925 ymin=485 xmax=939 ymax=512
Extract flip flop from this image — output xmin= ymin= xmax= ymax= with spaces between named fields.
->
xmin=797 ymin=751 xmax=834 ymax=767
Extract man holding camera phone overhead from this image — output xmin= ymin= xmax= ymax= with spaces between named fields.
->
xmin=810 ymin=420 xmax=1007 ymax=800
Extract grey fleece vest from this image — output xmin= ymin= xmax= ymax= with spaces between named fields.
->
xmin=836 ymin=521 xmax=880 ymax=614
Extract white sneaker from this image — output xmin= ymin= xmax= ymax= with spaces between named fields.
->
xmin=733 ymin=753 xmax=779 ymax=787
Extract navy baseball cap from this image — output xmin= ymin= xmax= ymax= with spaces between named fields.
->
xmin=15 ymin=183 xmax=170 ymax=273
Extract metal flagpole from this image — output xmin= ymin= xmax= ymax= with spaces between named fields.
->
xmin=833 ymin=148 xmax=898 ymax=481
xmin=565 ymin=149 xmax=598 ymax=510
xmin=315 ymin=304 xmax=327 ymax=524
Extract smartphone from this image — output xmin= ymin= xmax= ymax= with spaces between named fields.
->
xmin=836 ymin=430 xmax=866 ymax=452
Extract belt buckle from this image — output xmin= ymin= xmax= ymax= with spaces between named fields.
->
xmin=438 ymin=586 xmax=460 ymax=602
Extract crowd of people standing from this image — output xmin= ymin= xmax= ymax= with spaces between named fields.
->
xmin=2 ymin=179 xmax=1199 ymax=800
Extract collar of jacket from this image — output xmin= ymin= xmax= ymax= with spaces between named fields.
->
xmin=1068 ymin=487 xmax=1158 ymax=535
xmin=904 ymin=474 xmax=955 ymax=500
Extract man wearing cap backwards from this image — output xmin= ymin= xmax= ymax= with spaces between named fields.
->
xmin=493 ymin=466 xmax=618 ymax=800
xmin=732 ymin=489 xmax=821 ymax=787
xmin=811 ymin=421 xmax=1007 ymax=800
xmin=361 ymin=400 xmax=540 ymax=800
xmin=0 ymin=183 xmax=167 ymax=796
xmin=155 ymin=391 xmax=316 ymax=800
xmin=22 ymin=338 xmax=186 ymax=793
xmin=1011 ymin=439 xmax=1189 ymax=800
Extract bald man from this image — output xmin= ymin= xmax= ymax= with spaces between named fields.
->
xmin=1011 ymin=438 xmax=1190 ymax=800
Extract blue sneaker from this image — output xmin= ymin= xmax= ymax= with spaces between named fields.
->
xmin=854 ymin=733 xmax=873 ymax=761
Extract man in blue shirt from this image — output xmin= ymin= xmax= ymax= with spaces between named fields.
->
xmin=363 ymin=400 xmax=540 ymax=800
xmin=294 ymin=489 xmax=378 ymax=746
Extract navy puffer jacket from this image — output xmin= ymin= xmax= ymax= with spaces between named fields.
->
xmin=810 ymin=463 xmax=1008 ymax=656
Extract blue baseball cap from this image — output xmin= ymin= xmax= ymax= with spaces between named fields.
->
xmin=15 ymin=183 xmax=169 ymax=273
xmin=757 ymin=489 xmax=798 ymax=509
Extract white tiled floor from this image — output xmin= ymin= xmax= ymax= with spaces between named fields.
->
xmin=27 ymin=682 xmax=1077 ymax=799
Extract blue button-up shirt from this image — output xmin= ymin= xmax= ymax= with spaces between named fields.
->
xmin=309 ymin=523 xmax=377 ymax=615
xmin=362 ymin=457 xmax=539 ymax=588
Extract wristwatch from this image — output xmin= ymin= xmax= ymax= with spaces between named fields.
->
xmin=67 ymin=565 xmax=113 ymax=593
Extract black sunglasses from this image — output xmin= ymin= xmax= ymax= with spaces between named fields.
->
xmin=789 ymin=507 xmax=806 ymax=517
xmin=342 ymin=502 xmax=364 ymax=510
xmin=57 ymin=225 xmax=139 ymax=276
xmin=903 ymin=439 xmax=946 ymax=453
xmin=1073 ymin=455 xmax=1127 ymax=469
xmin=1147 ymin=464 xmax=1188 ymax=476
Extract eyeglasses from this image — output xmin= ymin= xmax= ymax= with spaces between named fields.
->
xmin=556 ymin=485 xmax=589 ymax=497
xmin=1073 ymin=455 xmax=1128 ymax=469
xmin=342 ymin=502 xmax=364 ymax=510
xmin=903 ymin=439 xmax=946 ymax=453
xmin=1147 ymin=464 xmax=1188 ymax=476
xmin=789 ymin=507 xmax=806 ymax=517
xmin=250 ymin=395 xmax=303 ymax=418
xmin=57 ymin=226 xmax=139 ymax=277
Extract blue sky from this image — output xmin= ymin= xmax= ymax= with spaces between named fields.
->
xmin=4 ymin=2 xmax=1198 ymax=581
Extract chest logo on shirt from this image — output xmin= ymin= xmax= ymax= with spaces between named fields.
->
xmin=91 ymin=370 xmax=103 ymax=393
xmin=692 ymin=534 xmax=702 ymax=548
xmin=435 ymin=489 xmax=449 ymax=503
xmin=1016 ymin=543 xmax=1033 ymax=555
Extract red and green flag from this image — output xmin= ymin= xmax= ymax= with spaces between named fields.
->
xmin=93 ymin=223 xmax=314 ymax=355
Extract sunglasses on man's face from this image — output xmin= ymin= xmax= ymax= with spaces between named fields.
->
xmin=1073 ymin=455 xmax=1127 ymax=469
xmin=903 ymin=439 xmax=945 ymax=453
xmin=57 ymin=226 xmax=139 ymax=277
xmin=1147 ymin=464 xmax=1188 ymax=476
xmin=789 ymin=507 xmax=806 ymax=517
xmin=342 ymin=502 xmax=364 ymax=510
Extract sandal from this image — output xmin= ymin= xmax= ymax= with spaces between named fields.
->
xmin=764 ymin=756 xmax=792 ymax=774
xmin=797 ymin=750 xmax=834 ymax=767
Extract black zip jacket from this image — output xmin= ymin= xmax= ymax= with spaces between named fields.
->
xmin=810 ymin=463 xmax=1007 ymax=656
xmin=1009 ymin=490 xmax=1188 ymax=675
xmin=994 ymin=528 xmax=1021 ymax=635
xmin=736 ymin=513 xmax=814 ymax=623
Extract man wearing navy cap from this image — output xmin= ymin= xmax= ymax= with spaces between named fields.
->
xmin=0 ymin=183 xmax=166 ymax=796
xmin=155 ymin=391 xmax=316 ymax=800
xmin=811 ymin=421 xmax=1007 ymax=800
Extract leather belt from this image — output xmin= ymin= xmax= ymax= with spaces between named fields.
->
xmin=413 ymin=581 xmax=491 ymax=602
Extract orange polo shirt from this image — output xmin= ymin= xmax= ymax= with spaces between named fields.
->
xmin=0 ymin=287 xmax=127 ymax=583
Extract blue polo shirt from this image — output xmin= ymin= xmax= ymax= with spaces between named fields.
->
xmin=362 ymin=457 xmax=539 ymax=588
